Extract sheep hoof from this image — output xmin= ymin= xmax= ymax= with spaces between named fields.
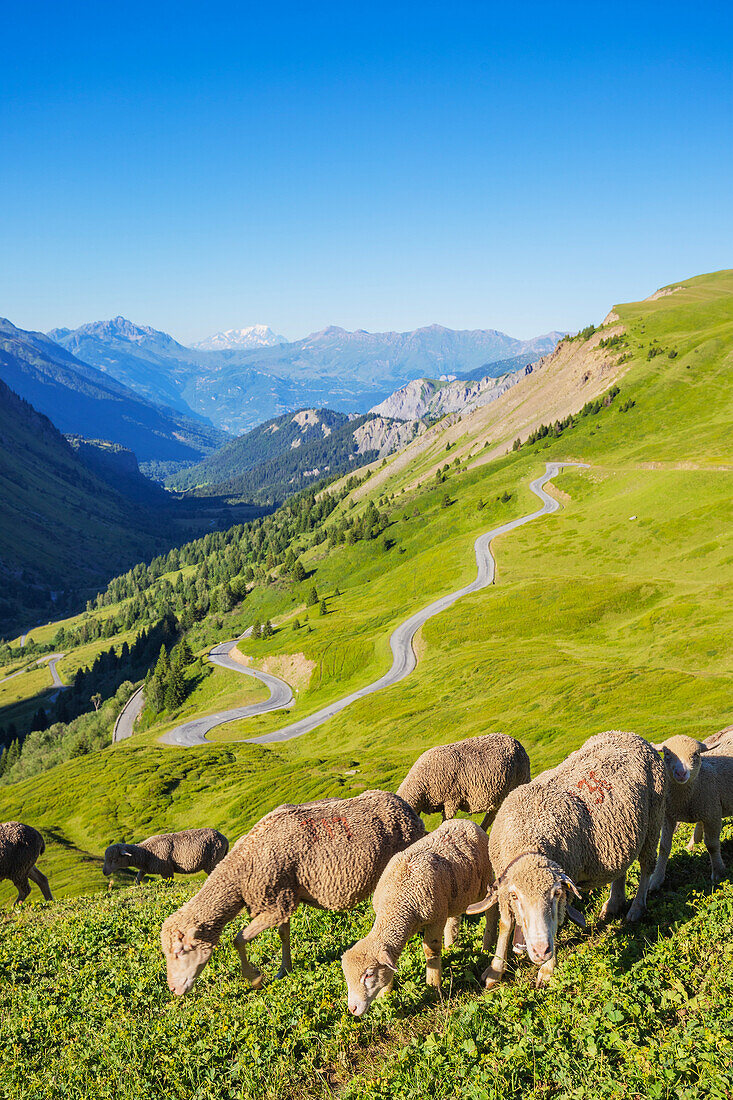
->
xmin=275 ymin=965 xmax=292 ymax=980
xmin=625 ymin=904 xmax=644 ymax=923
xmin=481 ymin=966 xmax=503 ymax=989
xmin=248 ymin=972 xmax=264 ymax=990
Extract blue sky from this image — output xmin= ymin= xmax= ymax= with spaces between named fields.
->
xmin=1 ymin=1 xmax=731 ymax=343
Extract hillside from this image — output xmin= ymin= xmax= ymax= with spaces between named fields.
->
xmin=168 ymin=407 xmax=424 ymax=503
xmin=0 ymin=380 xmax=177 ymax=636
xmin=1 ymin=270 xmax=732 ymax=1099
xmin=50 ymin=318 xmax=562 ymax=435
xmin=0 ymin=318 xmax=225 ymax=463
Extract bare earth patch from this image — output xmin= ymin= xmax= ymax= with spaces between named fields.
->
xmin=261 ymin=652 xmax=316 ymax=693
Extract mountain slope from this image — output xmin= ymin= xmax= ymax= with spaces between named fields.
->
xmin=1 ymin=318 xmax=225 ymax=463
xmin=168 ymin=407 xmax=423 ymax=503
xmin=0 ymin=380 xmax=177 ymax=635
xmin=48 ymin=316 xmax=217 ymax=421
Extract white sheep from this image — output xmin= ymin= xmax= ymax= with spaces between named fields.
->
xmin=341 ymin=819 xmax=493 ymax=1015
xmin=649 ymin=734 xmax=733 ymax=888
xmin=397 ymin=733 xmax=531 ymax=830
xmin=161 ymin=790 xmax=425 ymax=995
xmin=467 ymin=731 xmax=665 ymax=989
xmin=103 ymin=828 xmax=228 ymax=884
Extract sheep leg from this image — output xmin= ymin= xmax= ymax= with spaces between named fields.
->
xmin=703 ymin=816 xmax=725 ymax=885
xmin=626 ymin=868 xmax=652 ymax=923
xmin=442 ymin=802 xmax=458 ymax=821
xmin=443 ymin=915 xmax=461 ymax=948
xmin=422 ymin=921 xmax=444 ymax=988
xmin=233 ymin=932 xmax=264 ymax=990
xmin=13 ymin=878 xmax=30 ymax=905
xmin=482 ymin=906 xmax=498 ymax=953
xmin=28 ymin=866 xmax=53 ymax=902
xmin=599 ymin=875 xmax=627 ymax=921
xmin=275 ymin=921 xmax=292 ymax=979
xmin=134 ymin=869 xmax=146 ymax=885
xmin=649 ymin=815 xmax=676 ymax=892
xmin=481 ymin=911 xmax=512 ymax=989
xmin=687 ymin=822 xmax=704 ymax=853
xmin=479 ymin=810 xmax=496 ymax=832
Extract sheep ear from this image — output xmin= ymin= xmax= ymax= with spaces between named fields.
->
xmin=377 ymin=948 xmax=398 ymax=971
xmin=120 ymin=849 xmax=134 ymax=858
xmin=566 ymin=905 xmax=587 ymax=929
xmin=559 ymin=874 xmax=581 ymax=899
xmin=466 ymin=885 xmax=498 ymax=915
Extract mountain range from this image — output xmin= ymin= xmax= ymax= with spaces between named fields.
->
xmin=48 ymin=317 xmax=563 ymax=436
xmin=0 ymin=319 xmax=225 ymax=464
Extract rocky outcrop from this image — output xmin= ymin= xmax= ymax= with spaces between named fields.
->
xmin=352 ymin=417 xmax=425 ymax=457
xmin=369 ymin=368 xmax=530 ymax=422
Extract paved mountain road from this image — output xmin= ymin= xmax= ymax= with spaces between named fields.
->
xmin=161 ymin=462 xmax=585 ymax=748
xmin=112 ymin=685 xmax=146 ymax=742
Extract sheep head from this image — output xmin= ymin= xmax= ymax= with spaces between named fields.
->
xmin=161 ymin=915 xmax=215 ymax=996
xmin=467 ymin=855 xmax=582 ymax=969
xmin=341 ymin=938 xmax=397 ymax=1017
xmin=102 ymin=843 xmax=136 ymax=876
xmin=653 ymin=735 xmax=706 ymax=786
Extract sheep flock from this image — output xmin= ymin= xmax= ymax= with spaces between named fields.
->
xmin=3 ymin=724 xmax=733 ymax=1017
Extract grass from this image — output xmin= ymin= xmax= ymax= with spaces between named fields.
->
xmin=0 ymin=824 xmax=731 ymax=1100
xmin=0 ymin=269 xmax=732 ymax=1097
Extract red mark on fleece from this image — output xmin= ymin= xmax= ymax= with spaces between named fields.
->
xmin=577 ymin=771 xmax=612 ymax=805
xmin=297 ymin=816 xmax=353 ymax=841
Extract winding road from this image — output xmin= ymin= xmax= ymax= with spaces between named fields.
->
xmin=159 ymin=461 xmax=584 ymax=748
xmin=112 ymin=685 xmax=146 ymax=742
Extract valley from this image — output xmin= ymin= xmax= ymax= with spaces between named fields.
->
xmin=0 ymin=270 xmax=732 ymax=1099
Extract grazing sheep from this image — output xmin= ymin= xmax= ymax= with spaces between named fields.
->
xmin=397 ymin=734 xmax=531 ymax=830
xmin=0 ymin=821 xmax=53 ymax=904
xmin=649 ymin=734 xmax=733 ymax=888
xmin=686 ymin=726 xmax=733 ymax=851
xmin=161 ymin=790 xmax=425 ymax=996
xmin=103 ymin=828 xmax=229 ymax=885
xmin=467 ymin=731 xmax=665 ymax=989
xmin=341 ymin=819 xmax=493 ymax=1016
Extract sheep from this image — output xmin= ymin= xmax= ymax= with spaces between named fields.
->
xmin=685 ymin=726 xmax=733 ymax=852
xmin=161 ymin=790 xmax=425 ymax=996
xmin=466 ymin=731 xmax=665 ymax=990
xmin=103 ymin=828 xmax=229 ymax=885
xmin=649 ymin=734 xmax=733 ymax=888
xmin=397 ymin=733 xmax=531 ymax=831
xmin=0 ymin=821 xmax=53 ymax=904
xmin=398 ymin=733 xmax=529 ymax=947
xmin=341 ymin=819 xmax=493 ymax=1016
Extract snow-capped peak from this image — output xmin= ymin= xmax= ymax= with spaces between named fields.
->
xmin=191 ymin=325 xmax=286 ymax=351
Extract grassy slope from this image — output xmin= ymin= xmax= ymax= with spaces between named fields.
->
xmin=0 ymin=270 xmax=732 ymax=1097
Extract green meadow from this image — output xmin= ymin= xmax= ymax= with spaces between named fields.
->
xmin=0 ymin=271 xmax=732 ymax=1097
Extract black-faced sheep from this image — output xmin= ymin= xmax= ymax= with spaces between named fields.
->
xmin=103 ymin=828 xmax=228 ymax=884
xmin=0 ymin=821 xmax=53 ymax=904
xmin=467 ymin=731 xmax=665 ymax=989
xmin=161 ymin=790 xmax=425 ymax=996
xmin=650 ymin=734 xmax=733 ymax=888
xmin=341 ymin=819 xmax=493 ymax=1015
xmin=397 ymin=733 xmax=531 ymax=830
